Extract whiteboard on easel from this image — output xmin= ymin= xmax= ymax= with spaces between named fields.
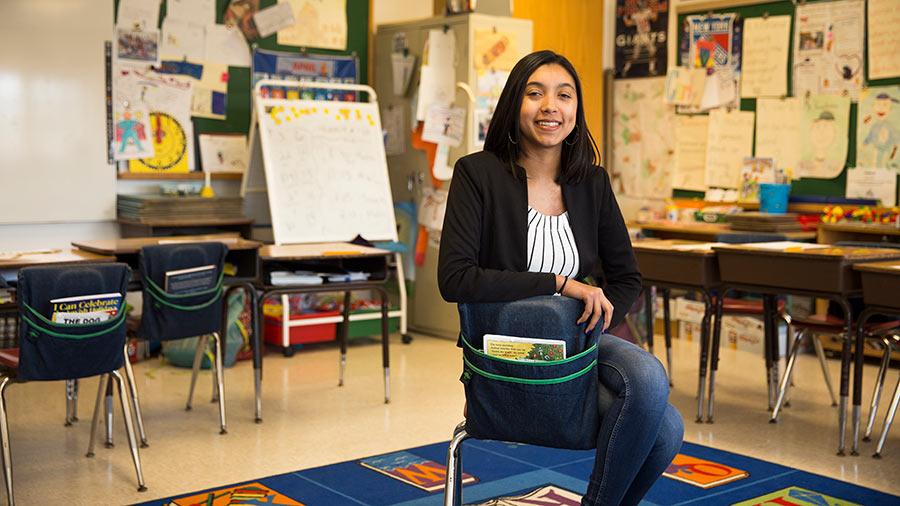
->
xmin=252 ymin=80 xmax=398 ymax=245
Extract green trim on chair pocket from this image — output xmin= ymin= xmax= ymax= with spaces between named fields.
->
xmin=460 ymin=332 xmax=597 ymax=366
xmin=144 ymin=270 xmax=224 ymax=311
xmin=463 ymin=355 xmax=597 ymax=385
xmin=23 ymin=301 xmax=126 ymax=329
xmin=20 ymin=310 xmax=126 ymax=340
xmin=144 ymin=270 xmax=225 ymax=299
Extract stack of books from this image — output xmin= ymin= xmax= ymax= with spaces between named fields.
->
xmin=117 ymin=194 xmax=247 ymax=222
xmin=727 ymin=212 xmax=803 ymax=232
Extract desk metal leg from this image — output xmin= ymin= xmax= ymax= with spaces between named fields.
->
xmin=339 ymin=291 xmax=351 ymax=387
xmin=644 ymin=289 xmax=654 ymax=357
xmin=706 ymin=291 xmax=725 ymax=423
xmin=662 ymin=289 xmax=673 ymax=387
xmin=380 ymin=287 xmax=391 ymax=404
xmin=836 ymin=297 xmax=853 ymax=456
xmin=696 ymin=291 xmax=713 ymax=423
xmin=763 ymin=295 xmax=776 ymax=411
xmin=852 ymin=307 xmax=876 ymax=456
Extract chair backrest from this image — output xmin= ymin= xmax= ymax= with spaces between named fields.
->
xmin=139 ymin=242 xmax=228 ymax=341
xmin=714 ymin=232 xmax=788 ymax=244
xmin=17 ymin=263 xmax=131 ymax=381
xmin=456 ymin=296 xmax=603 ymax=449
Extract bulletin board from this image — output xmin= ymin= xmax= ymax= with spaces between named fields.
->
xmin=113 ymin=0 xmax=370 ymax=138
xmin=673 ymin=0 xmax=900 ymax=200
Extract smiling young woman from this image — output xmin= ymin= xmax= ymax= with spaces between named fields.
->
xmin=438 ymin=50 xmax=683 ymax=506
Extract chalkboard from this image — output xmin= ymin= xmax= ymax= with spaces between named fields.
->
xmin=253 ymin=80 xmax=397 ymax=245
xmin=673 ymin=0 xmax=900 ymax=200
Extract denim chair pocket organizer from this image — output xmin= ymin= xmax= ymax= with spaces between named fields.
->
xmin=17 ymin=263 xmax=132 ymax=381
xmin=458 ymin=295 xmax=602 ymax=450
xmin=139 ymin=243 xmax=227 ymax=342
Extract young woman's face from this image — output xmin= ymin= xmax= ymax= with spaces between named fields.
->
xmin=518 ymin=63 xmax=578 ymax=153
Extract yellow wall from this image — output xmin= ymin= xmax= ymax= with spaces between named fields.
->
xmin=511 ymin=1 xmax=605 ymax=144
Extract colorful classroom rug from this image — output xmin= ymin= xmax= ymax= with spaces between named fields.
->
xmin=135 ymin=440 xmax=898 ymax=505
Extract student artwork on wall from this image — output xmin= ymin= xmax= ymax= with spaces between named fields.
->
xmin=679 ymin=13 xmax=742 ymax=113
xmin=867 ymin=0 xmax=900 ymax=80
xmin=614 ymin=0 xmax=668 ymax=78
xmin=156 ymin=60 xmax=229 ymax=120
xmin=474 ymin=28 xmax=519 ymax=72
xmin=857 ymin=86 xmax=900 ymax=171
xmin=474 ymin=69 xmax=509 ymax=149
xmin=739 ymin=157 xmax=775 ymax=202
xmin=704 ymin=108 xmax=754 ymax=189
xmin=793 ymin=0 xmax=864 ymax=102
xmin=797 ymin=94 xmax=850 ymax=179
xmin=673 ymin=114 xmax=709 ymax=191
xmin=114 ymin=26 xmax=160 ymax=67
xmin=755 ymin=97 xmax=803 ymax=176
xmin=112 ymin=69 xmax=155 ymax=161
xmin=126 ymin=70 xmax=195 ymax=174
xmin=224 ymin=0 xmax=261 ymax=42
xmin=610 ymin=77 xmax=676 ymax=198
xmin=199 ymin=134 xmax=248 ymax=173
xmin=740 ymin=15 xmax=790 ymax=98
xmin=278 ymin=0 xmax=347 ymax=49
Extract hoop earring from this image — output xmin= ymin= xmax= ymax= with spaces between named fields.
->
xmin=565 ymin=125 xmax=579 ymax=146
xmin=507 ymin=132 xmax=518 ymax=145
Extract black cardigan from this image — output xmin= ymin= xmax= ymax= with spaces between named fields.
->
xmin=437 ymin=150 xmax=642 ymax=330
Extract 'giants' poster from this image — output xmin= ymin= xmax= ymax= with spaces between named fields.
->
xmin=615 ymin=0 xmax=669 ymax=78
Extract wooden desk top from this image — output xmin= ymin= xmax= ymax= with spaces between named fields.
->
xmin=260 ymin=242 xmax=391 ymax=261
xmin=713 ymin=242 xmax=900 ymax=261
xmin=117 ymin=217 xmax=254 ymax=226
xmin=0 ymin=248 xmax=114 ymax=270
xmin=854 ymin=260 xmax=900 ymax=274
xmin=632 ymin=239 xmax=719 ymax=257
xmin=638 ymin=221 xmax=817 ymax=241
xmin=818 ymin=222 xmax=900 ymax=237
xmin=73 ymin=234 xmax=261 ymax=255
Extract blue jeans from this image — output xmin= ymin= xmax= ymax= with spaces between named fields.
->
xmin=582 ymin=334 xmax=684 ymax=506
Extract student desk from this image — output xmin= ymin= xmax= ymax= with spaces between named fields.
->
xmin=71 ymin=234 xmax=264 ymax=421
xmin=632 ymin=239 xmax=722 ymax=423
xmin=0 ymin=248 xmax=117 ymax=323
xmin=639 ymin=221 xmax=817 ymax=242
xmin=712 ymin=243 xmax=900 ymax=455
xmin=258 ymin=242 xmax=394 ymax=404
xmin=853 ymin=260 xmax=900 ymax=455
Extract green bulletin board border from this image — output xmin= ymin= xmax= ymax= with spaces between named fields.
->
xmin=113 ymin=0 xmax=369 ymax=163
xmin=673 ymin=0 xmax=900 ymax=202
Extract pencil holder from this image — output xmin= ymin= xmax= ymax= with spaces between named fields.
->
xmin=458 ymin=296 xmax=602 ymax=449
xmin=759 ymin=183 xmax=791 ymax=214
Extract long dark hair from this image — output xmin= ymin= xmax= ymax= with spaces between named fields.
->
xmin=483 ymin=50 xmax=600 ymax=184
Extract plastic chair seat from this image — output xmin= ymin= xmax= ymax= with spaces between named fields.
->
xmin=0 ymin=349 xmax=19 ymax=370
xmin=715 ymin=297 xmax=785 ymax=315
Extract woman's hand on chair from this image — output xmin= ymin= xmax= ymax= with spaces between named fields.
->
xmin=558 ymin=276 xmax=613 ymax=333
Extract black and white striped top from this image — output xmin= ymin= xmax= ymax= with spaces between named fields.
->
xmin=526 ymin=207 xmax=579 ymax=278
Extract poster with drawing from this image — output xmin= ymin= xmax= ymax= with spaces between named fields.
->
xmin=611 ymin=78 xmax=676 ymax=199
xmin=793 ymin=0 xmax=864 ymax=102
xmin=473 ymin=69 xmax=509 ymax=148
xmin=679 ymin=14 xmax=742 ymax=112
xmin=857 ymin=86 xmax=900 ymax=171
xmin=278 ymin=0 xmax=347 ymax=50
xmin=686 ymin=14 xmax=738 ymax=70
xmin=798 ymin=94 xmax=850 ymax=179
xmin=474 ymin=29 xmax=519 ymax=72
xmin=112 ymin=69 xmax=154 ymax=161
xmin=614 ymin=0 xmax=668 ymax=78
xmin=738 ymin=157 xmax=775 ymax=202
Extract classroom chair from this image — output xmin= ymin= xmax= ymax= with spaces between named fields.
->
xmin=444 ymin=296 xmax=605 ymax=505
xmin=0 ymin=263 xmax=146 ymax=504
xmin=120 ymin=242 xmax=230 ymax=442
xmin=871 ymin=333 xmax=900 ymax=458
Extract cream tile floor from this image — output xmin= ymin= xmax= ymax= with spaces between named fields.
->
xmin=2 ymin=333 xmax=899 ymax=505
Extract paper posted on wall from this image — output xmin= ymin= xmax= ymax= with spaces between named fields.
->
xmin=483 ymin=334 xmax=566 ymax=362
xmin=50 ymin=293 xmax=122 ymax=325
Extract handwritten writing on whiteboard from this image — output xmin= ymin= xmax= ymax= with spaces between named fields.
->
xmin=257 ymin=98 xmax=397 ymax=244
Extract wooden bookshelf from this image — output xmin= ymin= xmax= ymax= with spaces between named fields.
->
xmin=117 ymin=172 xmax=243 ymax=181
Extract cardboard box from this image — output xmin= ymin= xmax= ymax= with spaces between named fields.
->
xmin=675 ymin=298 xmax=706 ymax=324
xmin=731 ymin=316 xmax=786 ymax=358
xmin=653 ymin=296 xmax=678 ymax=318
xmin=679 ymin=320 xmax=702 ymax=342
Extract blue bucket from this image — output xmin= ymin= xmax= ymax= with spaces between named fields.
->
xmin=759 ymin=183 xmax=790 ymax=214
